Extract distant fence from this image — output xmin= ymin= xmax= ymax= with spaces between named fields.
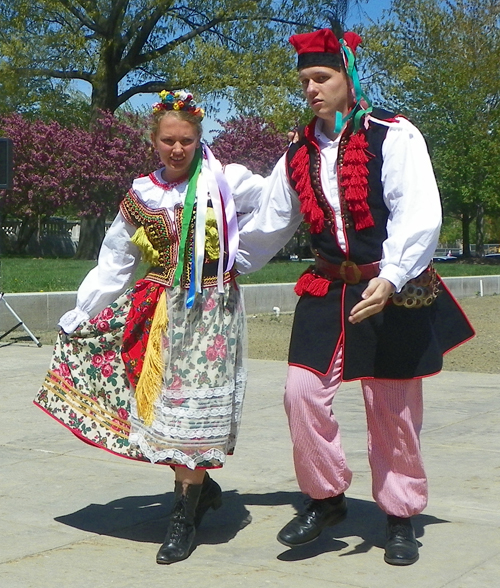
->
xmin=1 ymin=217 xmax=500 ymax=260
xmin=435 ymin=244 xmax=500 ymax=256
xmin=1 ymin=218 xmax=79 ymax=257
xmin=1 ymin=276 xmax=499 ymax=334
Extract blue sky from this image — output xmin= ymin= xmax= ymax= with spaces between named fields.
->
xmin=350 ymin=0 xmax=392 ymax=24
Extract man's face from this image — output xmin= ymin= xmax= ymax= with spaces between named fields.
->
xmin=299 ymin=66 xmax=353 ymax=123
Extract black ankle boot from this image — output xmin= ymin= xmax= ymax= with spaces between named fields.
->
xmin=194 ymin=472 xmax=222 ymax=528
xmin=384 ymin=515 xmax=419 ymax=565
xmin=156 ymin=481 xmax=203 ymax=564
xmin=277 ymin=494 xmax=347 ymax=547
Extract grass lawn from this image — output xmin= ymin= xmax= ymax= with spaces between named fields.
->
xmin=0 ymin=256 xmax=499 ymax=293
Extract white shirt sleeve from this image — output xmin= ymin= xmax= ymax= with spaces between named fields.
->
xmin=223 ymin=163 xmax=267 ymax=216
xmin=378 ymin=117 xmax=442 ymax=291
xmin=229 ymin=155 xmax=303 ymax=274
xmin=59 ymin=213 xmax=141 ymax=333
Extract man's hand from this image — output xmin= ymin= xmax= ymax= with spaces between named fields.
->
xmin=348 ymin=277 xmax=396 ymax=324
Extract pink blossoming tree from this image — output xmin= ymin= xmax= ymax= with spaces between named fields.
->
xmin=0 ymin=111 xmax=157 ymax=255
xmin=210 ymin=116 xmax=288 ymax=176
xmin=210 ymin=115 xmax=309 ymax=259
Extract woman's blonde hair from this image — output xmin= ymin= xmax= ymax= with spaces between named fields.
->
xmin=151 ymin=109 xmax=203 ymax=139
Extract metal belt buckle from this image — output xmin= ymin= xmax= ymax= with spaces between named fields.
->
xmin=339 ymin=260 xmax=362 ymax=284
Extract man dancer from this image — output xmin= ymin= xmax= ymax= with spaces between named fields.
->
xmin=236 ymin=26 xmax=474 ymax=565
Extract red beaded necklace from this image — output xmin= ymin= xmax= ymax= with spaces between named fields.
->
xmin=149 ymin=170 xmax=189 ymax=190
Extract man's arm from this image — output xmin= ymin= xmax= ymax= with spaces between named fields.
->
xmin=224 ymin=155 xmax=303 ymax=274
xmin=350 ymin=116 xmax=441 ymax=323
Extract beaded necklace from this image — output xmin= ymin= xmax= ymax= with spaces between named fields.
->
xmin=149 ymin=170 xmax=189 ymax=190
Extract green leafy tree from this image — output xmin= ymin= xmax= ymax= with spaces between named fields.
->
xmin=0 ymin=1 xmax=330 ymax=116
xmin=0 ymin=0 xmax=323 ymax=258
xmin=1 ymin=0 xmax=370 ymax=257
xmin=363 ymin=0 xmax=500 ymax=257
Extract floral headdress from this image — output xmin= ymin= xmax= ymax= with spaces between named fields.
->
xmin=152 ymin=89 xmax=205 ymax=119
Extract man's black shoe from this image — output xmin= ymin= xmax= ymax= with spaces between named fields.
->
xmin=384 ymin=515 xmax=419 ymax=565
xmin=277 ymin=494 xmax=347 ymax=547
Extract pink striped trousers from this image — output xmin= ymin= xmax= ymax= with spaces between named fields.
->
xmin=285 ymin=348 xmax=428 ymax=517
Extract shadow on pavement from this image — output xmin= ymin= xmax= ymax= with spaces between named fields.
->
xmin=55 ymin=490 xmax=302 ymax=546
xmin=54 ymin=491 xmax=449 ymax=558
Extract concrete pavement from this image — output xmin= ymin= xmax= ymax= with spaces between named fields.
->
xmin=0 ymin=342 xmax=499 ymax=588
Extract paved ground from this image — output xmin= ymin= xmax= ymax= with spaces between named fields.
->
xmin=1 ymin=342 xmax=499 ymax=588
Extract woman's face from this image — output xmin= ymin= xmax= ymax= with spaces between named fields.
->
xmin=151 ymin=114 xmax=201 ymax=182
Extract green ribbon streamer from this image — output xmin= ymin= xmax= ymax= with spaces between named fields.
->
xmin=333 ymin=41 xmax=373 ymax=134
xmin=173 ymin=148 xmax=202 ymax=287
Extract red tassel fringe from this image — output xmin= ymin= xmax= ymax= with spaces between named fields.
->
xmin=290 ymin=119 xmax=375 ymax=235
xmin=340 ymin=131 xmax=375 ymax=231
xmin=290 ymin=145 xmax=325 ymax=234
xmin=295 ymin=272 xmax=331 ymax=297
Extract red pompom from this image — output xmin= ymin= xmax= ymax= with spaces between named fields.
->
xmin=340 ymin=130 xmax=375 ymax=230
xmin=343 ymin=32 xmax=363 ymax=53
xmin=290 ymin=142 xmax=325 ymax=234
xmin=294 ymin=272 xmax=315 ymax=296
xmin=295 ymin=272 xmax=331 ymax=297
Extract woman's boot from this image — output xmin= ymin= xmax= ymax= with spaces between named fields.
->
xmin=194 ymin=472 xmax=222 ymax=528
xmin=156 ymin=481 xmax=203 ymax=564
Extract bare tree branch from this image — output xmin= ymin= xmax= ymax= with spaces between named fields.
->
xmin=17 ymin=66 xmax=93 ymax=83
xmin=55 ymin=0 xmax=106 ymax=35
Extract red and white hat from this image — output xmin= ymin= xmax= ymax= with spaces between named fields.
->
xmin=289 ymin=28 xmax=362 ymax=70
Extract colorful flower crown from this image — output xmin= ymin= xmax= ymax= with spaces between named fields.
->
xmin=152 ymin=90 xmax=205 ymax=119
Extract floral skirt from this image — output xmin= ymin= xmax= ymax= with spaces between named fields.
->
xmin=34 ymin=282 xmax=247 ymax=469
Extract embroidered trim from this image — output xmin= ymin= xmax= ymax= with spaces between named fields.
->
xmin=120 ymin=190 xmax=179 ymax=281
xmin=44 ymin=371 xmax=131 ymax=439
xmin=121 ymin=191 xmax=232 ymax=289
xmin=162 ymin=384 xmax=236 ymax=400
xmin=148 ymin=424 xmax=232 ymax=439
xmin=159 ymin=405 xmax=234 ymax=418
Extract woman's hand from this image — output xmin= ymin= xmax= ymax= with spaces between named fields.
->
xmin=348 ymin=278 xmax=395 ymax=324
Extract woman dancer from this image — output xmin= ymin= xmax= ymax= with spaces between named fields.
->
xmin=35 ymin=90 xmax=259 ymax=564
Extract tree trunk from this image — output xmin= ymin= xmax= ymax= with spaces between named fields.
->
xmin=475 ymin=202 xmax=485 ymax=258
xmin=90 ymin=50 xmax=120 ymax=119
xmin=74 ymin=216 xmax=106 ymax=260
xmin=15 ymin=219 xmax=37 ymax=255
xmin=461 ymin=209 xmax=472 ymax=258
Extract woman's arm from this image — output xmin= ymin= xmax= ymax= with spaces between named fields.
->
xmin=59 ymin=213 xmax=141 ymax=333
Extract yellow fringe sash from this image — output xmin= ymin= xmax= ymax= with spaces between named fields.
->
xmin=135 ymin=289 xmax=168 ymax=425
xmin=205 ymin=208 xmax=220 ymax=261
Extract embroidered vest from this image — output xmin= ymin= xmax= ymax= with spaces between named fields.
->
xmin=120 ymin=189 xmax=232 ymax=289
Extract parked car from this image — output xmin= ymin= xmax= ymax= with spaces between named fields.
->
xmin=432 ymin=255 xmax=458 ymax=263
